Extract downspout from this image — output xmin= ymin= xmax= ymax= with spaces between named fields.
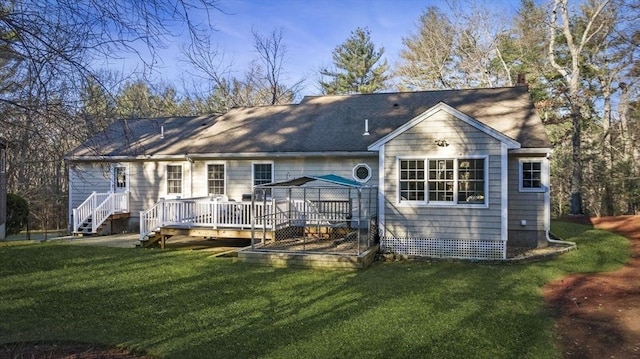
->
xmin=546 ymin=231 xmax=575 ymax=246
xmin=543 ymin=155 xmax=576 ymax=247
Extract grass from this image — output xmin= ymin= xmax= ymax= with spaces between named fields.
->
xmin=0 ymin=221 xmax=631 ymax=359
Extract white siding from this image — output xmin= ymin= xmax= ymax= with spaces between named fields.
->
xmin=381 ymin=110 xmax=505 ymax=242
xmin=69 ymin=156 xmax=378 ymax=229
xmin=188 ymin=156 xmax=378 ymax=202
xmin=69 ymin=162 xmax=111 ymax=209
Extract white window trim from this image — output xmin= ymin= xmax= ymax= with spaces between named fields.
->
xmin=396 ymin=155 xmax=489 ymax=208
xmin=206 ymin=161 xmax=227 ymax=196
xmin=518 ymin=158 xmax=548 ymax=193
xmin=353 ymin=163 xmax=372 ymax=183
xmin=251 ymin=161 xmax=274 ymax=188
xmin=165 ymin=162 xmax=184 ymax=198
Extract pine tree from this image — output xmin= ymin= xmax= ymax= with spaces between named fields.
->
xmin=395 ymin=7 xmax=456 ymax=90
xmin=319 ymin=27 xmax=389 ymax=94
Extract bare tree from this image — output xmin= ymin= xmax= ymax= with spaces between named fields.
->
xmin=395 ymin=1 xmax=514 ymax=91
xmin=395 ymin=7 xmax=456 ymax=90
xmin=181 ymin=27 xmax=302 ymax=114
xmin=252 ymin=28 xmax=303 ymax=105
xmin=0 ymin=0 xmax=222 ymax=230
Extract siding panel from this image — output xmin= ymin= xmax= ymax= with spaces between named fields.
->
xmin=381 ymin=110 xmax=505 ymax=243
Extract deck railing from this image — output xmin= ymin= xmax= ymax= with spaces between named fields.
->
xmin=138 ymin=197 xmax=354 ymax=241
xmin=289 ymin=199 xmax=352 ymax=224
xmin=72 ymin=191 xmax=130 ymax=234
xmin=139 ymin=198 xmax=275 ymax=241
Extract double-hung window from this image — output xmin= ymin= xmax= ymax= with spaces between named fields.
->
xmin=166 ymin=164 xmax=183 ymax=195
xmin=400 ymin=159 xmax=425 ymax=201
xmin=207 ymin=164 xmax=225 ymax=196
xmin=457 ymin=159 xmax=485 ymax=203
xmin=253 ymin=163 xmax=273 ymax=198
xmin=253 ymin=163 xmax=273 ymax=186
xmin=399 ymin=157 xmax=486 ymax=205
xmin=428 ymin=159 xmax=455 ymax=202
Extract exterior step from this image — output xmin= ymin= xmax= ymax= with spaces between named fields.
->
xmin=140 ymin=232 xmax=163 ymax=248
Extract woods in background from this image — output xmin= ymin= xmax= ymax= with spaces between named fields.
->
xmin=0 ymin=0 xmax=638 ymax=231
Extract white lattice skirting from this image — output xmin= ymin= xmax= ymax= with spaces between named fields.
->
xmin=381 ymin=237 xmax=506 ymax=260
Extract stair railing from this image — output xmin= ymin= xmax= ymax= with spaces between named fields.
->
xmin=139 ymin=199 xmax=164 ymax=241
xmin=92 ymin=192 xmax=130 ymax=233
xmin=72 ymin=191 xmax=129 ymax=234
xmin=73 ymin=192 xmax=107 ymax=233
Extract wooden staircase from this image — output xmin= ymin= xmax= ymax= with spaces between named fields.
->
xmin=75 ymin=212 xmax=131 ymax=237
xmin=72 ymin=191 xmax=130 ymax=236
xmin=140 ymin=230 xmax=162 ymax=247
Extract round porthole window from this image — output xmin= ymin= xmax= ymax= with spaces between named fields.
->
xmin=353 ymin=163 xmax=371 ymax=183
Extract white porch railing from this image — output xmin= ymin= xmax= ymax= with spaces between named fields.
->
xmin=72 ymin=191 xmax=130 ymax=234
xmin=139 ymin=198 xmax=276 ymax=241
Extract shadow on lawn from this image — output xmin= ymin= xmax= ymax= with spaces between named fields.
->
xmin=0 ymin=243 xmax=557 ymax=359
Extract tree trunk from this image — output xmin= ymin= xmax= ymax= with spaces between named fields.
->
xmin=570 ymin=104 xmax=583 ymax=215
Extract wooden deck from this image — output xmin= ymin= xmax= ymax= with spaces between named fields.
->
xmin=144 ymin=224 xmax=275 ymax=249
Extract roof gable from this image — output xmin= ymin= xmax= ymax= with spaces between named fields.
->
xmin=368 ymin=102 xmax=521 ymax=151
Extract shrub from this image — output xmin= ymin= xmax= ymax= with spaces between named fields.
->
xmin=7 ymin=193 xmax=28 ymax=235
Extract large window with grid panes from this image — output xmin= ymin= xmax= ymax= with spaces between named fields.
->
xmin=399 ymin=157 xmax=487 ymax=205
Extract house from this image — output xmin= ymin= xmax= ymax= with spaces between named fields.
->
xmin=65 ymin=86 xmax=552 ymax=260
xmin=0 ymin=138 xmax=6 ymax=240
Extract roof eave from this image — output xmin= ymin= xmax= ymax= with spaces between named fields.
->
xmin=509 ymin=148 xmax=553 ymax=154
xmin=65 ymin=151 xmax=378 ymax=162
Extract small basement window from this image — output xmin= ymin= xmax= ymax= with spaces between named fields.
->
xmin=353 ymin=163 xmax=371 ymax=182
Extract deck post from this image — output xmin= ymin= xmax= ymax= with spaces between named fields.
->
xmin=213 ymin=198 xmax=218 ymax=229
xmin=159 ymin=199 xmax=165 ymax=226
xmin=261 ymin=190 xmax=267 ymax=245
xmin=357 ymin=188 xmax=362 ymax=255
xmin=250 ymin=193 xmax=256 ymax=250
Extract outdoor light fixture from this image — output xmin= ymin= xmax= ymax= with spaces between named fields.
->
xmin=434 ymin=138 xmax=449 ymax=147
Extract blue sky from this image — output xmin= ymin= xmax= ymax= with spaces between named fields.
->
xmin=128 ymin=0 xmax=524 ymax=96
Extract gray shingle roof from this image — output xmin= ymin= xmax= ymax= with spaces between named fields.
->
xmin=67 ymin=86 xmax=551 ymax=158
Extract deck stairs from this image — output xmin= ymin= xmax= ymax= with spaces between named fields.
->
xmin=140 ymin=230 xmax=161 ymax=247
xmin=76 ymin=216 xmax=107 ymax=236
xmin=75 ymin=212 xmax=131 ymax=236
xmin=72 ymin=191 xmax=130 ymax=236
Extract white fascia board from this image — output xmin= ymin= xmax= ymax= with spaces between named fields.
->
xmin=66 ymin=151 xmax=378 ymax=162
xmin=186 ymin=151 xmax=377 ymax=159
xmin=510 ymin=148 xmax=553 ymax=155
xmin=367 ymin=102 xmax=521 ymax=151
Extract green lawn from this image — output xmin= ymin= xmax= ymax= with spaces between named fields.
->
xmin=0 ymin=221 xmax=631 ymax=359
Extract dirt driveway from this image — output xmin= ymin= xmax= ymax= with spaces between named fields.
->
xmin=543 ymin=216 xmax=640 ymax=359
